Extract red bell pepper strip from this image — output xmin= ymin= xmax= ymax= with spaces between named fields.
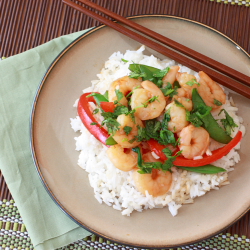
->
xmin=100 ymin=101 xmax=116 ymax=113
xmin=148 ymin=131 xmax=242 ymax=167
xmin=77 ymin=92 xmax=110 ymax=146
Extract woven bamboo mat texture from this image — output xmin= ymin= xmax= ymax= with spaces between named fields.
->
xmin=0 ymin=0 xmax=250 ymax=249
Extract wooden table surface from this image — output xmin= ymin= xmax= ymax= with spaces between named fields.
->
xmin=0 ymin=0 xmax=249 ymax=243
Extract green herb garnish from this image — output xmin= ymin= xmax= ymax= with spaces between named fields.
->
xmin=153 ymin=67 xmax=170 ymax=78
xmin=219 ymin=109 xmax=238 ymax=135
xmin=186 ymin=103 xmax=212 ymax=127
xmin=160 ymin=82 xmax=178 ymax=98
xmin=113 ymin=105 xmax=129 ymax=117
xmin=136 ymin=115 xmax=176 ymax=146
xmin=123 ymin=126 xmax=132 ymax=135
xmin=92 ymin=108 xmax=99 ymax=114
xmin=214 ymin=99 xmax=222 ymax=106
xmin=122 ymin=58 xmax=129 ymax=63
xmin=186 ymin=79 xmax=200 ymax=86
xmin=162 ymin=148 xmax=182 ymax=171
xmin=173 ymin=81 xmax=181 ymax=88
xmin=186 ymin=111 xmax=203 ymax=127
xmin=174 ymin=99 xmax=185 ymax=108
xmin=142 ymin=96 xmax=159 ymax=107
xmin=115 ymin=89 xmax=124 ymax=102
xmin=101 ymin=118 xmax=120 ymax=135
xmin=132 ymin=147 xmax=170 ymax=174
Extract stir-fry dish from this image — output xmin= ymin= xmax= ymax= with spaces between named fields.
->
xmin=71 ymin=47 xmax=244 ymax=216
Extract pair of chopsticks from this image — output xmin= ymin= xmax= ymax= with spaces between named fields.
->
xmin=63 ymin=0 xmax=250 ymax=99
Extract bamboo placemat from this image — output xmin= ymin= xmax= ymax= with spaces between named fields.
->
xmin=0 ymin=0 xmax=249 ymax=249
xmin=0 ymin=199 xmax=249 ymax=249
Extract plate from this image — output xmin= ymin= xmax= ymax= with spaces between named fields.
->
xmin=31 ymin=15 xmax=250 ymax=248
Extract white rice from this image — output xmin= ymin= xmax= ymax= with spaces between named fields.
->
xmin=70 ymin=46 xmax=245 ymax=217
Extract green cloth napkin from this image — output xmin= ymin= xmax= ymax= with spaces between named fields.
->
xmin=0 ymin=30 xmax=92 ymax=250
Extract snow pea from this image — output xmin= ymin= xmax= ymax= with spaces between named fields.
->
xmin=177 ymin=165 xmax=226 ymax=174
xmin=128 ymin=64 xmax=169 ymax=87
xmin=192 ymin=88 xmax=232 ymax=144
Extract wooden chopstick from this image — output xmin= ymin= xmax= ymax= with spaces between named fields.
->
xmin=75 ymin=0 xmax=249 ymax=86
xmin=62 ymin=0 xmax=250 ymax=99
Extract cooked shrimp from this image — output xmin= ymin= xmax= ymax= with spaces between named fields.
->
xmin=175 ymin=87 xmax=188 ymax=98
xmin=179 ymin=124 xmax=210 ymax=159
xmin=109 ymin=76 xmax=142 ymax=106
xmin=162 ymin=65 xmax=180 ymax=86
xmin=133 ymin=152 xmax=172 ymax=197
xmin=107 ymin=145 xmax=138 ymax=171
xmin=130 ymin=80 xmax=166 ymax=120
xmin=165 ymin=101 xmax=189 ymax=133
xmin=173 ymin=96 xmax=193 ymax=111
xmin=198 ymin=71 xmax=226 ymax=109
xmin=113 ymin=114 xmax=143 ymax=148
xmin=176 ymin=72 xmax=199 ymax=99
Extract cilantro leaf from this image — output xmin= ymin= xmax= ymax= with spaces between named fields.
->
xmin=132 ymin=147 xmax=170 ymax=174
xmin=174 ymin=99 xmax=185 ymax=108
xmin=128 ymin=138 xmax=137 ymax=144
xmin=133 ymin=146 xmax=181 ymax=174
xmin=136 ymin=126 xmax=150 ymax=141
xmin=186 ymin=79 xmax=200 ymax=86
xmin=173 ymin=81 xmax=181 ymax=88
xmin=132 ymin=147 xmax=143 ymax=168
xmin=161 ymin=88 xmax=175 ymax=97
xmin=138 ymin=161 xmax=163 ymax=174
xmin=186 ymin=102 xmax=212 ymax=127
xmin=136 ymin=118 xmax=176 ymax=146
xmin=142 ymin=96 xmax=159 ymax=107
xmin=160 ymin=82 xmax=178 ymax=98
xmin=159 ymin=130 xmax=176 ymax=145
xmin=101 ymin=111 xmax=116 ymax=120
xmin=115 ymin=89 xmax=124 ymax=102
xmin=162 ymin=148 xmax=182 ymax=171
xmin=124 ymin=126 xmax=132 ymax=135
xmin=195 ymin=104 xmax=212 ymax=119
xmin=214 ymin=99 xmax=222 ymax=106
xmin=92 ymin=108 xmax=99 ymax=114
xmin=219 ymin=109 xmax=238 ymax=135
xmin=153 ymin=67 xmax=170 ymax=78
xmin=127 ymin=109 xmax=136 ymax=123
xmin=162 ymin=147 xmax=172 ymax=157
xmin=113 ymin=105 xmax=129 ymax=117
xmin=121 ymin=58 xmax=129 ymax=63
xmin=186 ymin=111 xmax=203 ymax=127
xmin=129 ymin=71 xmax=146 ymax=79
xmin=101 ymin=118 xmax=120 ymax=135
xmin=100 ymin=104 xmax=135 ymax=136
xmin=161 ymin=111 xmax=171 ymax=130
xmin=146 ymin=120 xmax=162 ymax=138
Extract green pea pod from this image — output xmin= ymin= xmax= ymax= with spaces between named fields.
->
xmin=177 ymin=164 xmax=226 ymax=174
xmin=192 ymin=88 xmax=232 ymax=144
